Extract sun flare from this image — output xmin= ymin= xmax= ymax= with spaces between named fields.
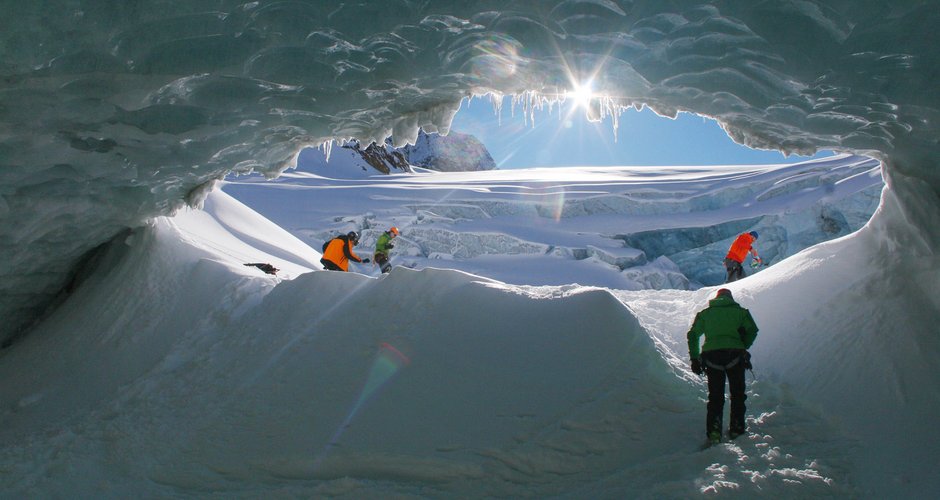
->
xmin=566 ymin=82 xmax=594 ymax=110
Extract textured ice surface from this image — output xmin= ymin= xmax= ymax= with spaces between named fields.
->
xmin=1 ymin=1 xmax=939 ymax=342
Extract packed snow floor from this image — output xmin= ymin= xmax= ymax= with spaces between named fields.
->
xmin=1 ymin=182 xmax=937 ymax=498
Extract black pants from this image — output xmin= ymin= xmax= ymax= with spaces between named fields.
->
xmin=320 ymin=258 xmax=343 ymax=271
xmin=724 ymin=258 xmax=745 ymax=283
xmin=374 ymin=253 xmax=391 ymax=273
xmin=703 ymin=349 xmax=747 ymax=437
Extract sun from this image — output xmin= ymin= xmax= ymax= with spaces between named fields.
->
xmin=565 ymin=82 xmax=594 ymax=110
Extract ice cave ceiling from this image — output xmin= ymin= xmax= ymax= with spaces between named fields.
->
xmin=1 ymin=0 xmax=938 ymax=344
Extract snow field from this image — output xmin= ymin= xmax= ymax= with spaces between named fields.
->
xmin=225 ymin=154 xmax=882 ymax=292
xmin=3 ymin=190 xmax=921 ymax=497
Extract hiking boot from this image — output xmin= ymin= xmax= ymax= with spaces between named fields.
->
xmin=708 ymin=430 xmax=721 ymax=444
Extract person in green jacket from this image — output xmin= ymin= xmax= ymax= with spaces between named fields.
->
xmin=687 ymin=288 xmax=759 ymax=443
xmin=373 ymin=226 xmax=399 ymax=274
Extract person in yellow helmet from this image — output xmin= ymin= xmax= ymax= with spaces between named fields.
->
xmin=320 ymin=231 xmax=369 ymax=271
xmin=373 ymin=226 xmax=399 ymax=273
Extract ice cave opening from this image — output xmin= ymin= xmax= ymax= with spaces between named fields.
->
xmin=221 ymin=93 xmax=880 ymax=294
xmin=2 ymin=1 xmax=938 ymax=347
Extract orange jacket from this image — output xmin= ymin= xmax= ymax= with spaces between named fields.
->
xmin=725 ymin=233 xmax=756 ymax=263
xmin=322 ymin=236 xmax=363 ymax=271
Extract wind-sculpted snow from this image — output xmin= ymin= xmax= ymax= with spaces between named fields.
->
xmin=0 ymin=2 xmax=938 ymax=344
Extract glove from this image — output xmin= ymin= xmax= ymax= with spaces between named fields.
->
xmin=362 ymin=258 xmax=370 ymax=263
xmin=742 ymin=350 xmax=753 ymax=370
xmin=387 ymin=243 xmax=394 ymax=249
xmin=691 ymin=358 xmax=704 ymax=376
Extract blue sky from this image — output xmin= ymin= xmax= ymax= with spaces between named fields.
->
xmin=450 ymin=96 xmax=830 ymax=169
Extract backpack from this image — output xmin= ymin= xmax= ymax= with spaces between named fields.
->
xmin=322 ymin=235 xmax=346 ymax=252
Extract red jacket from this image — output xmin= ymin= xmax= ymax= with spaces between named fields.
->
xmin=726 ymin=233 xmax=756 ymax=263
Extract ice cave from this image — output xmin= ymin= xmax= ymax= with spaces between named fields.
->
xmin=1 ymin=1 xmax=938 ymax=497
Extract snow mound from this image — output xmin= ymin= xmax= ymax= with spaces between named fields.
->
xmin=0 ymin=192 xmax=687 ymax=497
xmin=2 ymin=190 xmax=936 ymax=497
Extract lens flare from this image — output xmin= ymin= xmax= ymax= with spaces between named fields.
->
xmin=314 ymin=342 xmax=411 ymax=469
xmin=544 ymin=187 xmax=567 ymax=222
xmin=468 ymin=35 xmax=522 ymax=81
xmin=353 ymin=342 xmax=411 ymax=414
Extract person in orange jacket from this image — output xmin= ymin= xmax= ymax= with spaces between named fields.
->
xmin=724 ymin=231 xmax=761 ymax=283
xmin=321 ymin=231 xmax=369 ymax=271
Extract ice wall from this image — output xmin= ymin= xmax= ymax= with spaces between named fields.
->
xmin=1 ymin=1 xmax=938 ymax=343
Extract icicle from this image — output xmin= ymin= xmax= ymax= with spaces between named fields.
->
xmin=466 ymin=89 xmax=629 ymax=141
xmin=597 ymin=96 xmax=621 ymax=142
xmin=490 ymin=93 xmax=504 ymax=127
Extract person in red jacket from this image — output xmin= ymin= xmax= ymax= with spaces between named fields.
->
xmin=320 ymin=231 xmax=369 ymax=271
xmin=724 ymin=231 xmax=761 ymax=283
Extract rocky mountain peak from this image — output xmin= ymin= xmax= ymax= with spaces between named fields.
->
xmin=398 ymin=130 xmax=497 ymax=172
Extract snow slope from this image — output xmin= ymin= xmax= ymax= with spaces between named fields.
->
xmin=2 ymin=183 xmax=937 ymax=498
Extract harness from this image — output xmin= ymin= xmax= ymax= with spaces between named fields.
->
xmin=703 ymin=355 xmax=742 ymax=371
xmin=703 ymin=325 xmax=751 ymax=372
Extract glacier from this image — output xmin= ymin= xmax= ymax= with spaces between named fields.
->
xmin=225 ymin=153 xmax=883 ymax=289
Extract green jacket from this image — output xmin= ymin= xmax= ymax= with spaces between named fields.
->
xmin=687 ymin=295 xmax=758 ymax=359
xmin=374 ymin=232 xmax=394 ymax=257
